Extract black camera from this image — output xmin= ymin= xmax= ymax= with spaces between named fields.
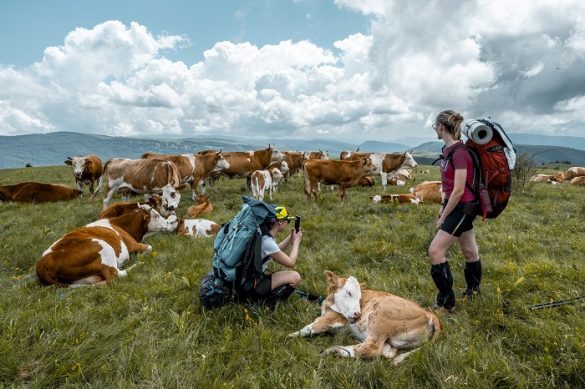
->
xmin=294 ymin=216 xmax=301 ymax=232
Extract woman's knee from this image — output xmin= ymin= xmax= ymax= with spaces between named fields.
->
xmin=290 ymin=271 xmax=301 ymax=287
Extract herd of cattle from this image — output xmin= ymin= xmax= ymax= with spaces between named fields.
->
xmin=2 ymin=146 xmax=585 ymax=289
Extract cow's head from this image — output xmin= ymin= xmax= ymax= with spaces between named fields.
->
xmin=270 ymin=167 xmax=283 ymax=182
xmin=213 ymin=151 xmax=230 ymax=172
xmin=325 ymin=271 xmax=362 ymax=323
xmin=362 ymin=157 xmax=378 ymax=176
xmin=279 ymin=160 xmax=290 ymax=175
xmin=318 ymin=150 xmax=329 ymax=160
xmin=160 ymin=184 xmax=181 ymax=216
xmin=268 ymin=145 xmax=284 ymax=162
xmin=402 ymin=151 xmax=418 ymax=169
xmin=65 ymin=156 xmax=90 ymax=179
xmin=139 ymin=204 xmax=179 ymax=232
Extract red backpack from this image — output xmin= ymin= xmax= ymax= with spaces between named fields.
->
xmin=440 ymin=119 xmax=516 ymax=220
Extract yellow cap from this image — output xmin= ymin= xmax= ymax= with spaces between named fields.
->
xmin=275 ymin=206 xmax=295 ymax=221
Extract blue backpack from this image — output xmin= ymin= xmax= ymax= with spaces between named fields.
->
xmin=212 ymin=196 xmax=276 ymax=283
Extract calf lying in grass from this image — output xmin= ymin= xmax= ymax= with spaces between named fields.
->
xmin=289 ymin=271 xmax=441 ymax=364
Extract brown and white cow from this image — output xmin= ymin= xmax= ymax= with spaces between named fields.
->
xmin=303 ymin=150 xmax=329 ymax=160
xmin=0 ymin=182 xmax=81 ymax=203
xmin=565 ymin=167 xmax=585 ymax=180
xmin=98 ymin=195 xmax=165 ymax=219
xmin=387 ymin=168 xmax=412 ymax=186
xmin=288 ymin=271 xmax=441 ymax=364
xmin=283 ymin=151 xmax=306 ymax=178
xmin=344 ymin=152 xmax=418 ymax=190
xmin=36 ymin=205 xmax=178 ymax=287
xmin=65 ymin=155 xmax=103 ymax=194
xmin=371 ymin=193 xmax=422 ymax=205
xmin=303 ymin=158 xmax=377 ymax=201
xmin=186 ymin=194 xmax=213 ymax=218
xmin=250 ymin=167 xmax=284 ymax=201
xmin=205 ymin=146 xmax=284 ymax=189
xmin=357 ymin=176 xmax=375 ymax=187
xmin=175 ymin=218 xmax=220 ymax=237
xmin=143 ymin=151 xmax=230 ymax=198
xmin=570 ymin=176 xmax=585 ymax=186
xmin=93 ymin=158 xmax=184 ymax=208
xmin=409 ymin=181 xmax=443 ymax=204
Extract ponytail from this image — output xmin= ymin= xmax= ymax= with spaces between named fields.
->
xmin=436 ymin=110 xmax=464 ymax=140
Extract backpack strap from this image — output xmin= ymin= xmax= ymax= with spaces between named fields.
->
xmin=436 ymin=142 xmax=480 ymax=197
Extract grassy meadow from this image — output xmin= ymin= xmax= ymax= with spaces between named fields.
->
xmin=1 ymin=163 xmax=584 ymax=388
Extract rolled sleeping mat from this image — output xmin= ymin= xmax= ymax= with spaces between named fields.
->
xmin=462 ymin=119 xmax=493 ymax=145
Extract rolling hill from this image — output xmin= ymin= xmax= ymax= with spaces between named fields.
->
xmin=1 ymin=131 xmax=585 ymax=169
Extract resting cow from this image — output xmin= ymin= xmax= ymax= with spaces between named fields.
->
xmin=93 ymin=158 xmax=184 ymax=208
xmin=303 ymin=158 xmax=377 ymax=201
xmin=409 ymin=181 xmax=442 ymax=204
xmin=371 ymin=193 xmax=421 ymax=205
xmin=571 ymin=176 xmax=585 ymax=186
xmin=36 ymin=205 xmax=178 ymax=287
xmin=565 ymin=167 xmax=585 ymax=180
xmin=0 ymin=182 xmax=81 ymax=203
xmin=98 ymin=194 xmax=166 ymax=219
xmin=65 ymin=155 xmax=103 ymax=194
xmin=289 ymin=271 xmax=441 ymax=364
xmin=175 ymin=218 xmax=220 ymax=237
xmin=186 ymin=195 xmax=213 ymax=218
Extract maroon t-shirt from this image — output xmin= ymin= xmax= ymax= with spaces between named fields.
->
xmin=440 ymin=142 xmax=476 ymax=203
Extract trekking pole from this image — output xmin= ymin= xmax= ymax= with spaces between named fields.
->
xmin=529 ymin=295 xmax=585 ymax=310
xmin=295 ymin=289 xmax=325 ymax=305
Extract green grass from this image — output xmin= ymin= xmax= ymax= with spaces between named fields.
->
xmin=1 ymin=165 xmax=584 ymax=388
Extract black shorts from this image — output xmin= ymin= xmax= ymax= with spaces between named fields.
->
xmin=241 ymin=273 xmax=272 ymax=299
xmin=440 ymin=204 xmax=476 ymax=237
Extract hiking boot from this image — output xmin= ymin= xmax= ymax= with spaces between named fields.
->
xmin=462 ymin=287 xmax=481 ymax=300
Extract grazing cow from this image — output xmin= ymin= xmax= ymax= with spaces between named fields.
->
xmin=565 ymin=167 xmax=585 ymax=180
xmin=175 ymin=218 xmax=220 ymax=237
xmin=205 ymin=146 xmax=284 ymax=189
xmin=64 ymin=155 xmax=103 ymax=194
xmin=250 ymin=167 xmax=283 ymax=201
xmin=283 ymin=151 xmax=305 ymax=178
xmin=410 ymin=181 xmax=442 ymax=204
xmin=98 ymin=194 xmax=165 ymax=219
xmin=344 ymin=152 xmax=418 ymax=190
xmin=303 ymin=158 xmax=377 ymax=201
xmin=93 ymin=158 xmax=184 ymax=208
xmin=143 ymin=151 xmax=230 ymax=198
xmin=186 ymin=194 xmax=213 ymax=218
xmin=36 ymin=205 xmax=178 ymax=287
xmin=570 ymin=176 xmax=585 ymax=186
xmin=371 ymin=193 xmax=421 ymax=205
xmin=0 ymin=182 xmax=81 ymax=203
xmin=288 ymin=271 xmax=441 ymax=364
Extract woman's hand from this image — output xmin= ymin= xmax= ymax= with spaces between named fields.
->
xmin=292 ymin=229 xmax=303 ymax=245
xmin=436 ymin=215 xmax=445 ymax=230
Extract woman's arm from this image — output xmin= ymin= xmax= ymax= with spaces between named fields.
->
xmin=437 ymin=168 xmax=467 ymax=227
xmin=273 ymin=230 xmax=303 ymax=268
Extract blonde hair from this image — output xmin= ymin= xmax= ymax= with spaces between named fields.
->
xmin=436 ymin=110 xmax=464 ymax=140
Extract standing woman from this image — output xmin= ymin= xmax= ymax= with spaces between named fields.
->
xmin=428 ymin=110 xmax=482 ymax=313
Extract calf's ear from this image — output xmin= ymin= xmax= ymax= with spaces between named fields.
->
xmin=324 ymin=270 xmax=339 ymax=287
xmin=64 ymin=159 xmax=72 ymax=165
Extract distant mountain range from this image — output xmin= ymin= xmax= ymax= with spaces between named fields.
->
xmin=1 ymin=131 xmax=584 ymax=169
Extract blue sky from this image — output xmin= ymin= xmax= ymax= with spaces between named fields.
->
xmin=0 ymin=1 xmax=368 ymax=67
xmin=1 ymin=0 xmax=584 ymax=143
